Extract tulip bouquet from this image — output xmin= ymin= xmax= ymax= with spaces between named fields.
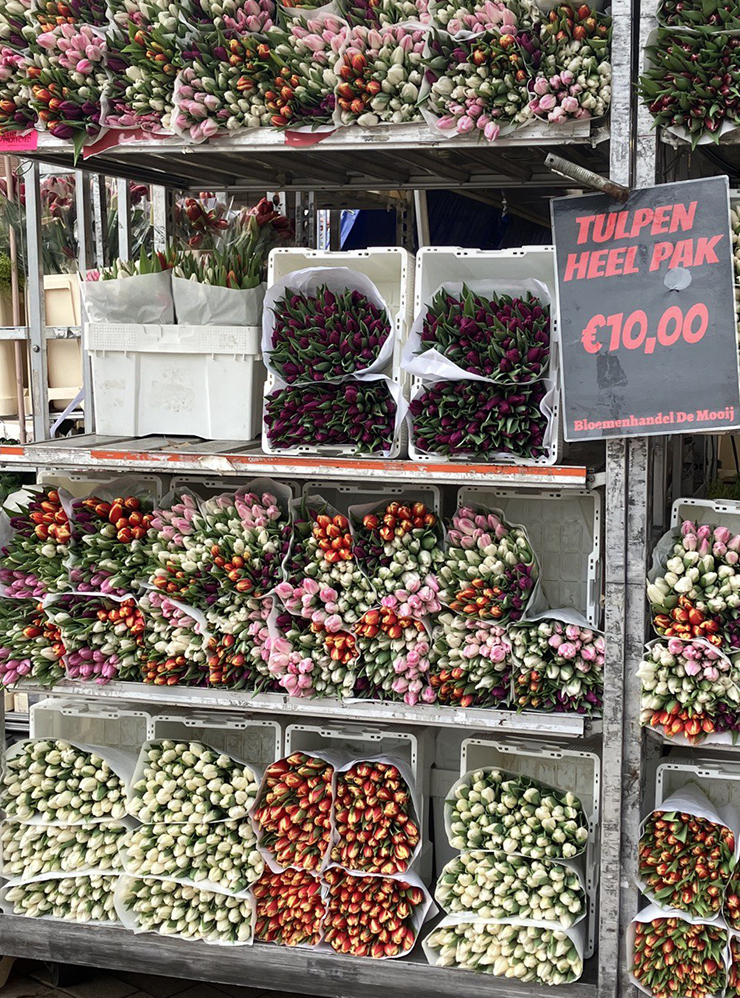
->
xmin=196 ymin=488 xmax=289 ymax=611
xmin=1 ymin=739 xmax=128 ymax=823
xmin=128 ymin=740 xmax=260 ymax=824
xmin=428 ymin=612 xmax=512 ymax=708
xmin=427 ymin=30 xmax=536 ymax=140
xmin=46 ymin=594 xmax=145 ymax=684
xmin=121 ymin=820 xmax=264 ymax=893
xmin=0 ymin=0 xmax=31 ymax=51
xmin=437 ymin=505 xmax=538 ymax=623
xmin=343 ymin=0 xmax=429 ymax=27
xmin=446 ymin=768 xmax=589 ymax=859
xmin=108 ymin=0 xmax=180 ymax=32
xmin=103 ymin=23 xmax=182 ymax=135
xmin=266 ymin=379 xmax=399 ymax=454
xmin=351 ymin=499 xmax=444 ymax=595
xmin=0 ymin=488 xmax=70 ymax=598
xmin=3 ymin=874 xmax=119 ymax=922
xmin=729 ymin=935 xmax=740 ymax=998
xmin=253 ymin=867 xmax=325 ymax=946
xmin=531 ymin=4 xmax=611 ymax=123
xmin=638 ymin=638 xmax=740 ymax=743
xmin=139 ymin=591 xmax=209 ymax=686
xmin=353 ymin=606 xmax=435 ymax=705
xmin=639 ymin=31 xmax=740 ymax=147
xmin=509 ymin=617 xmax=604 ymax=714
xmin=68 ymin=492 xmax=154 ymax=597
xmin=192 ymin=0 xmax=275 ymax=30
xmin=648 ymin=521 xmax=740 ymax=648
xmin=173 ymin=34 xmax=272 ymax=141
xmin=660 ymin=0 xmax=740 ymax=28
xmin=0 ymin=599 xmax=65 ymax=687
xmin=264 ymin=16 xmax=347 ymax=129
xmin=92 ymin=246 xmax=174 ymax=281
xmin=29 ymin=0 xmax=107 ymax=29
xmin=146 ymin=488 xmax=205 ymax=603
xmin=377 ymin=576 xmax=441 ymax=621
xmin=436 ymin=850 xmax=586 ymax=926
xmin=429 ymin=0 xmax=517 ymax=36
xmin=119 ymin=877 xmax=254 ymax=942
xmin=424 ymin=919 xmax=583 ymax=982
xmin=331 ymin=760 xmax=420 ymax=875
xmin=639 ymin=806 xmax=736 ymax=917
xmin=268 ymin=285 xmax=391 ymax=383
xmin=26 ymin=24 xmax=106 ymax=149
xmin=409 ymin=379 xmax=549 ymax=460
xmin=418 ymin=287 xmax=550 ymax=382
xmin=631 ymin=915 xmax=727 ymax=998
xmin=253 ymin=752 xmax=334 ymax=871
xmin=268 ymin=611 xmax=359 ymax=698
xmin=324 ymin=868 xmax=427 ymax=958
xmin=0 ymin=821 xmax=125 ymax=878
xmin=0 ymin=48 xmax=36 ymax=134
xmin=334 ymin=25 xmax=426 ymax=127
xmin=206 ymin=598 xmax=275 ymax=690
xmin=278 ymin=501 xmax=377 ymax=629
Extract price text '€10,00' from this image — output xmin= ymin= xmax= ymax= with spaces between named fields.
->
xmin=580 ymin=303 xmax=709 ymax=356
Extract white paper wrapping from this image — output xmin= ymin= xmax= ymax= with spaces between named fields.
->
xmin=80 ymin=270 xmax=174 ymax=325
xmin=171 ymin=276 xmax=265 ymax=327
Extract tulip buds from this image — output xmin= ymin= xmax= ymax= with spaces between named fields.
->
xmin=121 ymin=876 xmax=255 ymax=942
xmin=631 ymin=916 xmax=727 ymax=998
xmin=254 ymin=752 xmax=334 ymax=871
xmin=1 ymin=821 xmax=126 ymax=879
xmin=69 ymin=492 xmax=153 ymax=597
xmin=5 ymin=874 xmax=119 ymax=923
xmin=429 ymin=611 xmax=512 ymax=708
xmin=1 ymin=738 xmax=128 ymax=823
xmin=331 ymin=760 xmax=420 ymax=875
xmin=0 ymin=598 xmax=65 ymax=687
xmin=253 ymin=867 xmax=325 ymax=946
xmin=447 ymin=767 xmax=589 ymax=860
xmin=0 ymin=487 xmax=70 ymax=597
xmin=324 ymin=868 xmax=425 ymax=958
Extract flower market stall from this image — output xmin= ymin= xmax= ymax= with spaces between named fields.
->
xmin=0 ymin=0 xmax=736 ymax=993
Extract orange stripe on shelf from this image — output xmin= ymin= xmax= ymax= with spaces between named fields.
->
xmin=88 ymin=448 xmax=586 ymax=478
xmin=0 ymin=446 xmax=23 ymax=456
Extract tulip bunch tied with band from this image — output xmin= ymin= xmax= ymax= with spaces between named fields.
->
xmin=0 ymin=599 xmax=65 ymax=687
xmin=351 ymin=499 xmax=444 ymax=594
xmin=0 ymin=487 xmax=70 ymax=598
xmin=253 ymin=867 xmax=325 ymax=946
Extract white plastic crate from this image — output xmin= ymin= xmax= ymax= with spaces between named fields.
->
xmin=150 ymin=710 xmax=281 ymax=771
xmin=671 ymin=496 xmax=740 ymax=529
xmin=461 ymin=735 xmax=599 ymax=959
xmin=458 ymin=486 xmax=602 ymax=626
xmin=87 ymin=323 xmax=265 ymax=439
xmin=37 ymin=471 xmax=168 ymax=501
xmin=30 ymin=698 xmax=151 ymax=757
xmin=301 ymin=481 xmax=442 ymax=515
xmin=655 ymin=756 xmax=740 ymax=812
xmin=409 ymin=246 xmax=563 ymax=467
xmin=268 ymin=247 xmax=415 ymax=383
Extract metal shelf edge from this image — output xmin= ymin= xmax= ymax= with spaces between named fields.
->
xmin=0 ymin=915 xmax=597 ymax=998
xmin=6 ymin=439 xmax=589 ymax=487
xmin=20 ymin=682 xmax=590 ymax=736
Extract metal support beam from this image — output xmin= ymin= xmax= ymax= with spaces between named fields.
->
xmin=116 ymin=177 xmax=133 ymax=261
xmin=76 ymin=170 xmax=95 ymax=434
xmin=413 ymin=190 xmax=430 ymax=248
xmin=91 ymin=174 xmax=107 ymax=269
xmin=152 ymin=186 xmax=174 ymax=252
xmin=22 ymin=160 xmax=48 ymax=442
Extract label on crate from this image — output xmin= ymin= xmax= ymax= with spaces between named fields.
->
xmin=551 ymin=176 xmax=740 ymax=441
xmin=0 ymin=131 xmax=37 ymax=152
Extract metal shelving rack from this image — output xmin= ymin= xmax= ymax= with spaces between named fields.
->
xmin=0 ymin=1 xmax=639 ymax=994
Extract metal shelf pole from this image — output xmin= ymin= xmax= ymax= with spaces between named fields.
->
xmin=22 ymin=160 xmax=48 ymax=442
xmin=76 ymin=170 xmax=95 ymax=435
